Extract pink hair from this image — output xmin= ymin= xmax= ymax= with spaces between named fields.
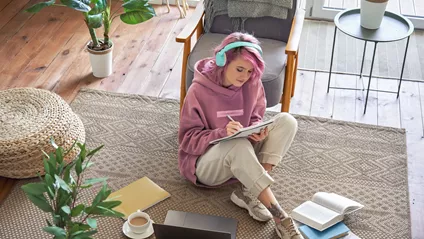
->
xmin=201 ymin=32 xmax=265 ymax=86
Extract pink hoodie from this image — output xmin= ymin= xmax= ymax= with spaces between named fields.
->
xmin=178 ymin=58 xmax=266 ymax=185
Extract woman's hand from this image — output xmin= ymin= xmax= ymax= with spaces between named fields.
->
xmin=249 ymin=127 xmax=268 ymax=142
xmin=226 ymin=121 xmax=243 ymax=136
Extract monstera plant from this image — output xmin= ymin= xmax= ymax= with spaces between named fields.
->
xmin=26 ymin=0 xmax=156 ymax=77
xmin=21 ymin=140 xmax=124 ymax=239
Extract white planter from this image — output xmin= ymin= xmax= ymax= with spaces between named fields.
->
xmin=360 ymin=0 xmax=389 ymax=29
xmin=87 ymin=41 xmax=113 ymax=78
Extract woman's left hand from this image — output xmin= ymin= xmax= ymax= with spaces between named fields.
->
xmin=249 ymin=127 xmax=268 ymax=142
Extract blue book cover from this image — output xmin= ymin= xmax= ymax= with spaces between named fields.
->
xmin=299 ymin=222 xmax=350 ymax=239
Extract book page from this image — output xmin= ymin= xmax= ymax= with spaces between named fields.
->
xmin=292 ymin=201 xmax=340 ymax=230
xmin=312 ymin=192 xmax=364 ymax=215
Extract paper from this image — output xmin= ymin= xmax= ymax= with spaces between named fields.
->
xmin=209 ymin=118 xmax=275 ymax=144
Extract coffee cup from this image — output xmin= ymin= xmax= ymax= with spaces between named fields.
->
xmin=127 ymin=210 xmax=151 ymax=234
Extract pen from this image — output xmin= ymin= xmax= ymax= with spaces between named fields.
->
xmin=227 ymin=115 xmax=235 ymax=122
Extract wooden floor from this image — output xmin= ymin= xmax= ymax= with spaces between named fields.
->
xmin=0 ymin=0 xmax=423 ymax=238
xmin=327 ymin=0 xmax=424 ymax=17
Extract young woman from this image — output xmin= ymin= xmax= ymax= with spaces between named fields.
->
xmin=178 ymin=32 xmax=302 ymax=239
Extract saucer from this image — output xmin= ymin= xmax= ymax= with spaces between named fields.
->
xmin=122 ymin=220 xmax=154 ymax=239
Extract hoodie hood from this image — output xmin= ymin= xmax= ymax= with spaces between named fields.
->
xmin=193 ymin=58 xmax=240 ymax=97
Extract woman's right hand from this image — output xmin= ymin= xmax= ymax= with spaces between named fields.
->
xmin=226 ymin=121 xmax=243 ymax=136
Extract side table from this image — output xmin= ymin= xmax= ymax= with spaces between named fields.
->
xmin=327 ymin=8 xmax=414 ymax=114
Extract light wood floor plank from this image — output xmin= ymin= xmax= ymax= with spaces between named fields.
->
xmin=310 ymin=72 xmax=335 ymax=118
xmin=290 ymin=71 xmax=315 ymax=115
xmin=355 ymin=77 xmax=378 ymax=125
xmin=0 ymin=0 xmax=30 ymax=31
xmin=136 ymin=9 xmax=194 ymax=97
xmin=377 ymin=79 xmax=401 ymax=128
xmin=332 ymin=74 xmax=357 ymax=122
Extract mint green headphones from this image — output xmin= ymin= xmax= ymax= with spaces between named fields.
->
xmin=215 ymin=41 xmax=263 ymax=67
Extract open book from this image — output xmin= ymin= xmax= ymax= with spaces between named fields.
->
xmin=209 ymin=118 xmax=275 ymax=144
xmin=291 ymin=192 xmax=363 ymax=231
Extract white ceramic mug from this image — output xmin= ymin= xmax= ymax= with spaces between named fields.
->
xmin=127 ymin=210 xmax=152 ymax=234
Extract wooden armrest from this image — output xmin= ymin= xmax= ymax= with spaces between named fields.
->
xmin=285 ymin=8 xmax=305 ymax=55
xmin=176 ymin=0 xmax=205 ymax=43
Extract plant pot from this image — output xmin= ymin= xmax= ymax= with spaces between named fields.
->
xmin=87 ymin=41 xmax=113 ymax=78
xmin=360 ymin=0 xmax=389 ymax=29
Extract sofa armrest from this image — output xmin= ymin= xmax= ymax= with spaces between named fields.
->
xmin=285 ymin=8 xmax=305 ymax=55
xmin=176 ymin=0 xmax=205 ymax=43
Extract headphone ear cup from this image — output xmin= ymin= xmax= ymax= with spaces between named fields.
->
xmin=215 ymin=52 xmax=226 ymax=67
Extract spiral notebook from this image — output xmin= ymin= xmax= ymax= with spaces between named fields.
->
xmin=108 ymin=176 xmax=171 ymax=219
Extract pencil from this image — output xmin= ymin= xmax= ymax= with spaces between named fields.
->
xmin=227 ymin=115 xmax=235 ymax=122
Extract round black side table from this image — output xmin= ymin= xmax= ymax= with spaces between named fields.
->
xmin=327 ymin=8 xmax=414 ymax=114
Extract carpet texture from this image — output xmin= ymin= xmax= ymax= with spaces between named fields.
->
xmin=0 ymin=88 xmax=410 ymax=238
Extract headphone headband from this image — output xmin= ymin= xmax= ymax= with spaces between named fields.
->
xmin=215 ymin=41 xmax=263 ymax=67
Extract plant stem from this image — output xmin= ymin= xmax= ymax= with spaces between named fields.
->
xmin=88 ymin=28 xmax=99 ymax=48
xmin=53 ymin=4 xmax=67 ymax=7
xmin=83 ymin=13 xmax=99 ymax=48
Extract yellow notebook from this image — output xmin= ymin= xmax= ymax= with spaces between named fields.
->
xmin=108 ymin=176 xmax=171 ymax=219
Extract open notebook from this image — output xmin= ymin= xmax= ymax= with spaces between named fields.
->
xmin=291 ymin=192 xmax=363 ymax=231
xmin=108 ymin=176 xmax=170 ymax=219
xmin=209 ymin=118 xmax=275 ymax=144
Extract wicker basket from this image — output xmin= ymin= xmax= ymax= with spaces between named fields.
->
xmin=0 ymin=88 xmax=86 ymax=179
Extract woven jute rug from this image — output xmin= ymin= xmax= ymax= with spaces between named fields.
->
xmin=0 ymin=88 xmax=410 ymax=239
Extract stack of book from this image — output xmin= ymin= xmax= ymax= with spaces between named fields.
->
xmin=291 ymin=192 xmax=363 ymax=239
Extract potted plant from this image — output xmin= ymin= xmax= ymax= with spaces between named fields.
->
xmin=21 ymin=140 xmax=124 ymax=239
xmin=360 ymin=0 xmax=389 ymax=29
xmin=26 ymin=0 xmax=156 ymax=78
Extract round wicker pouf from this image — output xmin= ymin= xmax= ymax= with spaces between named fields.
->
xmin=0 ymin=88 xmax=85 ymax=179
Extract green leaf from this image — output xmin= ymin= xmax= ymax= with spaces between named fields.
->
xmin=46 ymin=186 xmax=55 ymax=200
xmin=122 ymin=0 xmax=150 ymax=10
xmin=64 ymin=140 xmax=77 ymax=157
xmin=63 ymin=164 xmax=71 ymax=183
xmin=43 ymin=158 xmax=51 ymax=176
xmin=98 ymin=200 xmax=121 ymax=209
xmin=60 ymin=0 xmax=91 ymax=12
xmin=75 ymin=157 xmax=83 ymax=177
xmin=89 ymin=0 xmax=106 ymax=15
xmin=61 ymin=205 xmax=71 ymax=214
xmin=43 ymin=226 xmax=66 ymax=237
xmin=57 ymin=189 xmax=72 ymax=207
xmin=83 ymin=177 xmax=107 ymax=185
xmin=87 ymin=13 xmax=103 ymax=28
xmin=26 ymin=194 xmax=53 ymax=212
xmin=25 ymin=0 xmax=55 ymax=13
xmin=71 ymin=204 xmax=85 ymax=217
xmin=120 ymin=9 xmax=155 ymax=25
xmin=54 ymin=175 xmax=71 ymax=193
xmin=86 ymin=145 xmax=104 ymax=157
xmin=55 ymin=147 xmax=64 ymax=164
xmin=83 ymin=161 xmax=94 ymax=170
xmin=72 ymin=230 xmax=97 ymax=239
xmin=21 ymin=183 xmax=47 ymax=195
xmin=87 ymin=218 xmax=97 ymax=229
xmin=91 ymin=183 xmax=107 ymax=205
xmin=80 ymin=184 xmax=92 ymax=189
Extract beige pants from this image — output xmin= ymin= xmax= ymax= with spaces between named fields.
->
xmin=196 ymin=113 xmax=298 ymax=198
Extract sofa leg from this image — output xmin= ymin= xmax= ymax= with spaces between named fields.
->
xmin=291 ymin=52 xmax=299 ymax=97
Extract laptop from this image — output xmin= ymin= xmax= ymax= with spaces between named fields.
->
xmin=153 ymin=210 xmax=238 ymax=239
